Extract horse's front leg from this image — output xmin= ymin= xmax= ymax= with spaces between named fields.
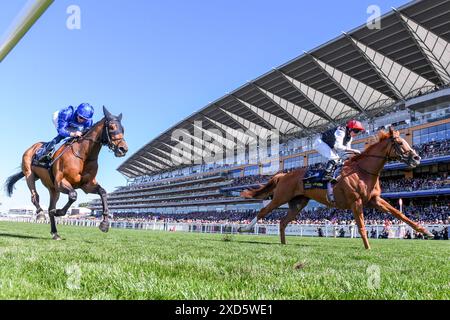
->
xmin=55 ymin=178 xmax=78 ymax=217
xmin=351 ymin=199 xmax=371 ymax=250
xmin=369 ymin=196 xmax=433 ymax=238
xmin=48 ymin=188 xmax=61 ymax=240
xmin=82 ymin=182 xmax=110 ymax=233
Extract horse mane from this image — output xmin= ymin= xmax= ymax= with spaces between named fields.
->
xmin=348 ymin=130 xmax=391 ymax=163
xmin=83 ymin=117 xmax=106 ymax=139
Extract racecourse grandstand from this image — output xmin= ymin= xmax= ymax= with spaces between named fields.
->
xmin=90 ymin=0 xmax=450 ymax=223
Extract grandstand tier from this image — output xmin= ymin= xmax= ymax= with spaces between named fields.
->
xmin=89 ymin=0 xmax=450 ymax=221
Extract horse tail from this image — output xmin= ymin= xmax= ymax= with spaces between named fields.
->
xmin=5 ymin=171 xmax=25 ymax=197
xmin=240 ymin=174 xmax=281 ymax=200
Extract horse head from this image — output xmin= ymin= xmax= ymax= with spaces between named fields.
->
xmin=102 ymin=106 xmax=128 ymax=157
xmin=385 ymin=126 xmax=420 ymax=168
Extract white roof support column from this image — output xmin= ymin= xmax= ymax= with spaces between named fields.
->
xmin=197 ymin=115 xmax=240 ymax=147
xmin=206 ymin=117 xmax=256 ymax=145
xmin=394 ymin=9 xmax=450 ymax=85
xmin=128 ymin=163 xmax=150 ymax=175
xmin=307 ymin=54 xmax=368 ymax=117
xmin=138 ymin=157 xmax=167 ymax=170
xmin=122 ymin=167 xmax=140 ymax=177
xmin=144 ymin=150 xmax=174 ymax=167
xmin=230 ymin=95 xmax=277 ymax=131
xmin=345 ymin=33 xmax=435 ymax=99
xmin=308 ymin=55 xmax=395 ymax=112
xmin=193 ymin=123 xmax=237 ymax=150
xmin=233 ymin=96 xmax=298 ymax=134
xmin=249 ymin=82 xmax=322 ymax=132
xmin=274 ymin=70 xmax=360 ymax=123
xmin=221 ymin=109 xmax=272 ymax=139
xmin=153 ymin=147 xmax=186 ymax=165
xmin=344 ymin=33 xmax=404 ymax=100
xmin=162 ymin=141 xmax=203 ymax=163
xmin=161 ymin=142 xmax=195 ymax=164
xmin=134 ymin=160 xmax=160 ymax=172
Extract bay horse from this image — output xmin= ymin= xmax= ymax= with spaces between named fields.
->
xmin=5 ymin=107 xmax=128 ymax=240
xmin=239 ymin=127 xmax=433 ymax=249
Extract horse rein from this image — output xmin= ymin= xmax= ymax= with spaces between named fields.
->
xmin=354 ymin=136 xmax=413 ymax=176
xmin=68 ymin=118 xmax=125 ymax=161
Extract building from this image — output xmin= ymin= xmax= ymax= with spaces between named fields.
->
xmin=90 ymin=0 xmax=450 ymax=219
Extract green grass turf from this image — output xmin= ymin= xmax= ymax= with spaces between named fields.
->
xmin=0 ymin=221 xmax=448 ymax=300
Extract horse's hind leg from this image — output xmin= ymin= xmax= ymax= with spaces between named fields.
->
xmin=239 ymin=199 xmax=284 ymax=233
xmin=280 ymin=196 xmax=309 ymax=245
xmin=25 ymin=173 xmax=44 ymax=217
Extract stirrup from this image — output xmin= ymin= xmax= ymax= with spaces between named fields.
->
xmin=326 ymin=182 xmax=335 ymax=203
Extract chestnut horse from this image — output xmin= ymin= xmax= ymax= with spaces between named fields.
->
xmin=5 ymin=107 xmax=128 ymax=240
xmin=240 ymin=127 xmax=433 ymax=249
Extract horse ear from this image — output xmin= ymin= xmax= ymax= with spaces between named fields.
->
xmin=118 ymin=113 xmax=123 ymax=121
xmin=103 ymin=106 xmax=112 ymax=119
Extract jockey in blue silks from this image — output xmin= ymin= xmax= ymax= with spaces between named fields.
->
xmin=36 ymin=103 xmax=95 ymax=162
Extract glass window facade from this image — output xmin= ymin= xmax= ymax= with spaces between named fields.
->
xmin=243 ymin=165 xmax=259 ymax=176
xmin=413 ymin=123 xmax=450 ymax=145
xmin=283 ymin=156 xmax=304 ymax=170
xmin=307 ymin=153 xmax=327 ymax=165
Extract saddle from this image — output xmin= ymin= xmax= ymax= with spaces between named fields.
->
xmin=32 ymin=139 xmax=76 ymax=169
xmin=303 ymin=166 xmax=341 ymax=204
xmin=32 ymin=145 xmax=55 ymax=169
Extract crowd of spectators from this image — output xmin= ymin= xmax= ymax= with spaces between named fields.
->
xmin=381 ymin=176 xmax=450 ymax=192
xmin=414 ymin=139 xmax=450 ymax=159
xmin=109 ymin=202 xmax=449 ymax=225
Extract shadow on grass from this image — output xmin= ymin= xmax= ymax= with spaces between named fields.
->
xmin=208 ymin=237 xmax=312 ymax=247
xmin=0 ymin=232 xmax=49 ymax=240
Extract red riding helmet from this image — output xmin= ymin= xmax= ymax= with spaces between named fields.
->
xmin=346 ymin=120 xmax=365 ymax=132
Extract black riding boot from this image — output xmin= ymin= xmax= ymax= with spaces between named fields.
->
xmin=323 ymin=160 xmax=337 ymax=181
xmin=36 ymin=135 xmax=63 ymax=162
xmin=36 ymin=142 xmax=55 ymax=162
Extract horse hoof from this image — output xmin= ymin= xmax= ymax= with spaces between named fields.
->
xmin=36 ymin=213 xmax=46 ymax=220
xmin=424 ymin=233 xmax=434 ymax=240
xmin=52 ymin=233 xmax=62 ymax=240
xmin=55 ymin=209 xmax=66 ymax=217
xmin=238 ymin=227 xmax=251 ymax=233
xmin=99 ymin=221 xmax=110 ymax=233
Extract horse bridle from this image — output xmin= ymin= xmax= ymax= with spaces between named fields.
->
xmin=101 ymin=118 xmax=125 ymax=153
xmin=74 ymin=118 xmax=125 ymax=156
xmin=387 ymin=136 xmax=414 ymax=163
xmin=355 ymin=136 xmax=415 ymax=176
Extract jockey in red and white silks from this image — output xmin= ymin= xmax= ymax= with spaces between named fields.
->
xmin=313 ymin=120 xmax=365 ymax=180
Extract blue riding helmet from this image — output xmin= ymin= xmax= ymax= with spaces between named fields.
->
xmin=75 ymin=103 xmax=94 ymax=120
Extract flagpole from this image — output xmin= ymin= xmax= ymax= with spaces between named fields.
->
xmin=0 ymin=0 xmax=54 ymax=63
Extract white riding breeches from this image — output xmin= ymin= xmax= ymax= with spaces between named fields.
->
xmin=313 ymin=138 xmax=340 ymax=161
xmin=52 ymin=111 xmax=59 ymax=128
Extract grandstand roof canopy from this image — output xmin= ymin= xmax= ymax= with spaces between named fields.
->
xmin=119 ymin=0 xmax=450 ymax=178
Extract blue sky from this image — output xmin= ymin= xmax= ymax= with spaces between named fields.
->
xmin=0 ymin=0 xmax=406 ymax=211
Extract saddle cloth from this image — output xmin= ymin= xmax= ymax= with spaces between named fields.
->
xmin=303 ymin=168 xmax=337 ymax=203
xmin=302 ymin=169 xmax=328 ymax=190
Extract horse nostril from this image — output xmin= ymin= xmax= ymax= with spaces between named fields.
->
xmin=118 ymin=147 xmax=127 ymax=154
xmin=413 ymin=155 xmax=421 ymax=161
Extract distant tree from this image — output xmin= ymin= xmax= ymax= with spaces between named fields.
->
xmin=78 ymin=202 xmax=90 ymax=208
